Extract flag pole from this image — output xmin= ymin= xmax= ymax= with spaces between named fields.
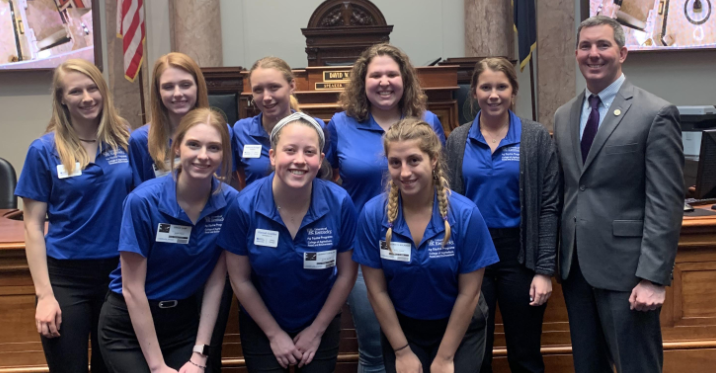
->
xmin=138 ymin=68 xmax=146 ymax=124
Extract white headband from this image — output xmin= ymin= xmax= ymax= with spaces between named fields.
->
xmin=270 ymin=112 xmax=325 ymax=150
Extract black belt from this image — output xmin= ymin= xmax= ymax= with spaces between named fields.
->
xmin=108 ymin=291 xmax=196 ymax=310
xmin=488 ymin=227 xmax=520 ymax=239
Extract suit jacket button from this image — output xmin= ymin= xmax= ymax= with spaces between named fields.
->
xmin=579 ymin=185 xmax=586 ymax=191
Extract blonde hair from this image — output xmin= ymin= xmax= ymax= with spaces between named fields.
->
xmin=470 ymin=57 xmax=519 ymax=111
xmin=340 ymin=44 xmax=426 ymax=122
xmin=149 ymin=52 xmax=210 ymax=172
xmin=249 ymin=57 xmax=300 ymax=112
xmin=170 ymin=108 xmax=232 ymax=188
xmin=382 ymin=118 xmax=451 ymax=252
xmin=47 ymin=59 xmax=129 ymax=174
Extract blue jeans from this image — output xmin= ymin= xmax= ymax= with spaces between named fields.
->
xmin=348 ymin=268 xmax=386 ymax=373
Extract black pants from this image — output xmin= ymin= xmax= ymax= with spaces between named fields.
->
xmin=41 ymin=257 xmax=117 ymax=373
xmin=239 ymin=310 xmax=342 ymax=373
xmin=200 ymin=275 xmax=234 ymax=373
xmin=481 ymin=229 xmax=546 ymax=373
xmin=562 ymin=250 xmax=663 ymax=373
xmin=381 ymin=304 xmax=487 ymax=373
xmin=98 ymin=292 xmax=199 ymax=373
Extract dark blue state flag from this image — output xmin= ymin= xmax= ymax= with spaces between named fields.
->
xmin=513 ymin=0 xmax=537 ymax=71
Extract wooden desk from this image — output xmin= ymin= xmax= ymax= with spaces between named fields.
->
xmin=1 ymin=208 xmax=716 ymax=372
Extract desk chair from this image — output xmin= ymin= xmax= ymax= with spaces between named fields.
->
xmin=0 ymin=157 xmax=17 ymax=209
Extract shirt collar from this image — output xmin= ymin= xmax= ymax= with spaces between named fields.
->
xmin=255 ymin=173 xmax=331 ymax=227
xmin=585 ymin=73 xmax=625 ymax=107
xmin=381 ymin=192 xmax=455 ymax=246
xmin=247 ymin=113 xmax=269 ymax=138
xmin=158 ymin=175 xmax=227 ymax=224
xmin=468 ymin=110 xmax=521 ymax=146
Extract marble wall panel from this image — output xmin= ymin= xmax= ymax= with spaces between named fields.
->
xmin=465 ymin=0 xmax=514 ymax=58
xmin=536 ymin=0 xmax=576 ymax=131
xmin=169 ymin=0 xmax=223 ymax=68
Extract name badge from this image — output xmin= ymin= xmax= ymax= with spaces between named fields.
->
xmin=153 ymin=158 xmax=179 ymax=178
xmin=304 ymin=250 xmax=337 ymax=270
xmin=57 ymin=162 xmax=82 ymax=179
xmin=242 ymin=145 xmax=262 ymax=159
xmin=380 ymin=241 xmax=411 ymax=262
xmin=156 ymin=223 xmax=192 ymax=244
xmin=254 ymin=229 xmax=279 ymax=248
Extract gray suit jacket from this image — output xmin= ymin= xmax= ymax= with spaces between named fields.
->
xmin=553 ymin=79 xmax=684 ymax=291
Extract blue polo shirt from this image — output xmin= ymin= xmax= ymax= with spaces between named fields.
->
xmin=15 ymin=132 xmax=132 ymax=260
xmin=217 ymin=173 xmax=357 ymax=332
xmin=326 ymin=111 xmax=446 ymax=212
xmin=353 ymin=192 xmax=498 ymax=320
xmin=462 ymin=111 xmax=522 ymax=229
xmin=108 ymin=176 xmax=238 ymax=300
xmin=232 ymin=113 xmax=326 ymax=186
xmin=129 ymin=123 xmax=236 ymax=187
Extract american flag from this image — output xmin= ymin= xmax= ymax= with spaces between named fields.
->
xmin=116 ymin=0 xmax=145 ymax=82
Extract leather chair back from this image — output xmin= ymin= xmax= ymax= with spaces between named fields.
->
xmin=0 ymin=157 xmax=17 ymax=209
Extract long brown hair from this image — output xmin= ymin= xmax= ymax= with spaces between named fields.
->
xmin=47 ymin=59 xmax=129 ymax=174
xmin=170 ymin=107 xmax=232 ymax=188
xmin=249 ymin=57 xmax=300 ymax=112
xmin=149 ymin=52 xmax=209 ymax=172
xmin=340 ymin=44 xmax=426 ymax=122
xmin=382 ymin=118 xmax=451 ymax=252
xmin=470 ymin=57 xmax=519 ymax=111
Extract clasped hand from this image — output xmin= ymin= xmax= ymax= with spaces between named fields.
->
xmin=269 ymin=326 xmax=323 ymax=368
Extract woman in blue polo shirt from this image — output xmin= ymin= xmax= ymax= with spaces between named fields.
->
xmin=129 ymin=52 xmax=226 ymax=184
xmin=98 ymin=108 xmax=238 ymax=373
xmin=353 ymin=118 xmax=498 ymax=373
xmin=219 ymin=112 xmax=358 ymax=372
xmin=232 ymin=57 xmax=325 ymax=188
xmin=445 ymin=57 xmax=559 ymax=373
xmin=325 ymin=43 xmax=446 ymax=373
xmin=128 ymin=53 xmax=234 ymax=371
xmin=15 ymin=59 xmax=131 ymax=373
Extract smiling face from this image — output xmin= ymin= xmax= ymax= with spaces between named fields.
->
xmin=60 ymin=71 xmax=103 ymax=125
xmin=175 ymin=123 xmax=223 ymax=181
xmin=251 ymin=67 xmax=295 ymax=124
xmin=576 ymin=24 xmax=628 ymax=94
xmin=159 ymin=67 xmax=198 ymax=119
xmin=365 ymin=55 xmax=404 ymax=114
xmin=387 ymin=139 xmax=436 ymax=201
xmin=269 ymin=122 xmax=324 ymax=191
xmin=475 ymin=68 xmax=515 ymax=120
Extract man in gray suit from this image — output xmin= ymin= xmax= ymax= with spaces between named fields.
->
xmin=553 ymin=15 xmax=684 ymax=373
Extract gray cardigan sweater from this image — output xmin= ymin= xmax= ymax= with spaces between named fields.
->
xmin=445 ymin=116 xmax=559 ymax=276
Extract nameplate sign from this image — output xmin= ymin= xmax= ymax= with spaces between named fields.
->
xmin=315 ymin=82 xmax=347 ymax=90
xmin=323 ymin=71 xmax=351 ymax=82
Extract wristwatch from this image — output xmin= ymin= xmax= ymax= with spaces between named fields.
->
xmin=193 ymin=344 xmax=210 ymax=356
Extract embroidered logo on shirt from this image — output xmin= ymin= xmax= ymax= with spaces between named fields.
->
xmin=427 ymin=239 xmax=456 ymax=259
xmin=204 ymin=215 xmax=224 ymax=234
xmin=103 ymin=149 xmax=129 ymax=165
xmin=501 ymin=145 xmax=520 ymax=162
xmin=307 ymin=227 xmax=334 ymax=248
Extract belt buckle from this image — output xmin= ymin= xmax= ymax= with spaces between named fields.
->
xmin=158 ymin=300 xmax=178 ymax=309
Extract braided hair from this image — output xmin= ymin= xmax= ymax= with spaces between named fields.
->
xmin=382 ymin=117 xmax=451 ymax=253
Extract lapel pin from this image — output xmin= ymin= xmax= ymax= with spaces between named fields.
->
xmin=614 ymin=109 xmax=622 ymax=116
